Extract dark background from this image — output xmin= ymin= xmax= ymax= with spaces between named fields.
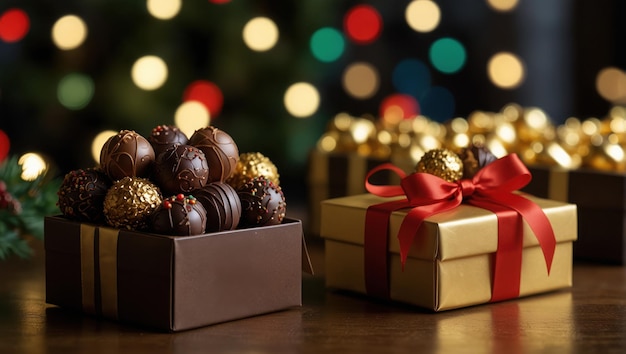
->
xmin=1 ymin=0 xmax=624 ymax=202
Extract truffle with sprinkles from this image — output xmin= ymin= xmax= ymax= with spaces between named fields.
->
xmin=151 ymin=194 xmax=207 ymax=236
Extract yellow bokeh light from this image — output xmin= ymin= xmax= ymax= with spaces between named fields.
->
xmin=284 ymin=82 xmax=320 ymax=118
xmin=405 ymin=0 xmax=441 ymax=33
xmin=175 ymin=101 xmax=211 ymax=138
xmin=92 ymin=130 xmax=117 ymax=163
xmin=147 ymin=0 xmax=182 ymax=20
xmin=342 ymin=62 xmax=379 ymax=99
xmin=131 ymin=55 xmax=168 ymax=90
xmin=243 ymin=17 xmax=279 ymax=52
xmin=596 ymin=67 xmax=626 ymax=103
xmin=487 ymin=52 xmax=525 ymax=89
xmin=52 ymin=15 xmax=88 ymax=50
xmin=18 ymin=153 xmax=47 ymax=181
xmin=486 ymin=0 xmax=519 ymax=12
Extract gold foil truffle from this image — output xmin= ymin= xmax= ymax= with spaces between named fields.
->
xmin=226 ymin=152 xmax=280 ymax=190
xmin=415 ymin=148 xmax=464 ymax=182
xmin=103 ymin=176 xmax=162 ymax=230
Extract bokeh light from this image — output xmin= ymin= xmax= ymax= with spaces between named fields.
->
xmin=209 ymin=0 xmax=231 ymax=3
xmin=392 ymin=58 xmax=431 ymax=98
xmin=92 ymin=130 xmax=117 ymax=163
xmin=429 ymin=37 xmax=466 ymax=74
xmin=183 ymin=80 xmax=224 ymax=117
xmin=131 ymin=55 xmax=168 ymax=90
xmin=488 ymin=52 xmax=525 ymax=89
xmin=18 ymin=153 xmax=47 ymax=181
xmin=284 ymin=82 xmax=320 ymax=118
xmin=243 ymin=17 xmax=279 ymax=52
xmin=405 ymin=0 xmax=441 ymax=33
xmin=0 ymin=8 xmax=30 ymax=43
xmin=380 ymin=94 xmax=419 ymax=124
xmin=57 ymin=73 xmax=95 ymax=110
xmin=596 ymin=67 xmax=626 ymax=103
xmin=487 ymin=0 xmax=519 ymax=12
xmin=343 ymin=4 xmax=382 ymax=44
xmin=342 ymin=62 xmax=379 ymax=99
xmin=175 ymin=101 xmax=211 ymax=137
xmin=52 ymin=15 xmax=87 ymax=50
xmin=0 ymin=129 xmax=9 ymax=162
xmin=310 ymin=27 xmax=345 ymax=62
xmin=147 ymin=0 xmax=182 ymax=20
xmin=421 ymin=86 xmax=455 ymax=122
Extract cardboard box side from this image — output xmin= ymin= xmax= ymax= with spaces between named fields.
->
xmin=172 ymin=220 xmax=304 ymax=331
xmin=44 ymin=216 xmax=83 ymax=310
xmin=574 ymin=206 xmax=625 ymax=264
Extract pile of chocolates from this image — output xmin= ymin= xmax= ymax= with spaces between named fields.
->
xmin=57 ymin=125 xmax=286 ymax=236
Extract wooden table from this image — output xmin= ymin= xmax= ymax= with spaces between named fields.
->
xmin=1 ymin=238 xmax=626 ymax=354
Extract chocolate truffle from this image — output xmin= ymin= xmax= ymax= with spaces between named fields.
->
xmin=57 ymin=168 xmax=112 ymax=223
xmin=237 ymin=176 xmax=286 ymax=228
xmin=151 ymin=194 xmax=207 ymax=236
xmin=415 ymin=148 xmax=464 ymax=182
xmin=148 ymin=124 xmax=188 ymax=156
xmin=457 ymin=144 xmax=498 ymax=179
xmin=188 ymin=126 xmax=239 ymax=182
xmin=195 ymin=182 xmax=241 ymax=232
xmin=100 ymin=130 xmax=155 ymax=180
xmin=226 ymin=152 xmax=280 ymax=190
xmin=103 ymin=177 xmax=162 ymax=230
xmin=153 ymin=144 xmax=210 ymax=195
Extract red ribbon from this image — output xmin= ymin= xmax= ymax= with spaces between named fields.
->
xmin=363 ymin=153 xmax=556 ymax=301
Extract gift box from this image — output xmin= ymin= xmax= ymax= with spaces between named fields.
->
xmin=320 ymin=193 xmax=577 ymax=311
xmin=45 ymin=216 xmax=312 ymax=332
xmin=320 ymin=154 xmax=577 ymax=311
xmin=524 ymin=165 xmax=626 ymax=264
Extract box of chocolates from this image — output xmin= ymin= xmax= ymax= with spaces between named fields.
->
xmin=320 ymin=148 xmax=577 ymax=311
xmin=45 ymin=125 xmax=312 ymax=331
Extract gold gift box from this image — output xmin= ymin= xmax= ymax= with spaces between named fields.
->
xmin=320 ymin=193 xmax=577 ymax=311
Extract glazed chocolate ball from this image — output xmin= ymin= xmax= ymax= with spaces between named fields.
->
xmin=148 ymin=125 xmax=188 ymax=156
xmin=195 ymin=182 xmax=241 ymax=233
xmin=100 ymin=130 xmax=155 ymax=180
xmin=188 ymin=126 xmax=239 ymax=183
xmin=237 ymin=176 xmax=286 ymax=228
xmin=151 ymin=194 xmax=207 ymax=236
xmin=457 ymin=144 xmax=498 ymax=179
xmin=103 ymin=177 xmax=162 ymax=230
xmin=57 ymin=168 xmax=112 ymax=223
xmin=153 ymin=144 xmax=210 ymax=196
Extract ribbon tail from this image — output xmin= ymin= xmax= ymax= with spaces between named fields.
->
xmin=485 ymin=193 xmax=557 ymax=274
xmin=397 ymin=196 xmax=462 ymax=269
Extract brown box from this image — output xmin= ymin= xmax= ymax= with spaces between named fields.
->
xmin=524 ymin=166 xmax=626 ymax=264
xmin=320 ymin=193 xmax=577 ymax=311
xmin=45 ymin=216 xmax=310 ymax=332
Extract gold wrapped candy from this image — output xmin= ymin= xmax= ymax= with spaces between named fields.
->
xmin=415 ymin=148 xmax=463 ymax=182
xmin=103 ymin=177 xmax=162 ymax=230
xmin=226 ymin=152 xmax=280 ymax=190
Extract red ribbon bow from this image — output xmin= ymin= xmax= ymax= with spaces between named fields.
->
xmin=364 ymin=153 xmax=556 ymax=302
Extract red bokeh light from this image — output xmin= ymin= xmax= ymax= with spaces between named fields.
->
xmin=208 ymin=0 xmax=231 ymax=4
xmin=0 ymin=8 xmax=30 ymax=43
xmin=0 ymin=129 xmax=10 ymax=163
xmin=343 ymin=5 xmax=382 ymax=44
xmin=183 ymin=80 xmax=224 ymax=118
xmin=379 ymin=94 xmax=420 ymax=120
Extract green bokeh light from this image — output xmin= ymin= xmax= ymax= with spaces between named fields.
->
xmin=310 ymin=27 xmax=345 ymax=63
xmin=57 ymin=73 xmax=94 ymax=110
xmin=429 ymin=37 xmax=466 ymax=74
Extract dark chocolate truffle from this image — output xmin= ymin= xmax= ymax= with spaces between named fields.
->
xmin=148 ymin=124 xmax=188 ymax=156
xmin=100 ymin=130 xmax=155 ymax=180
xmin=57 ymin=168 xmax=112 ymax=223
xmin=457 ymin=144 xmax=498 ymax=179
xmin=195 ymin=182 xmax=241 ymax=232
xmin=188 ymin=126 xmax=239 ymax=182
xmin=153 ymin=144 xmax=210 ymax=196
xmin=151 ymin=194 xmax=207 ymax=236
xmin=237 ymin=176 xmax=286 ymax=228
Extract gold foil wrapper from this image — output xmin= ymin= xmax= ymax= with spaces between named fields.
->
xmin=226 ymin=152 xmax=280 ymax=190
xmin=103 ymin=176 xmax=162 ymax=230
